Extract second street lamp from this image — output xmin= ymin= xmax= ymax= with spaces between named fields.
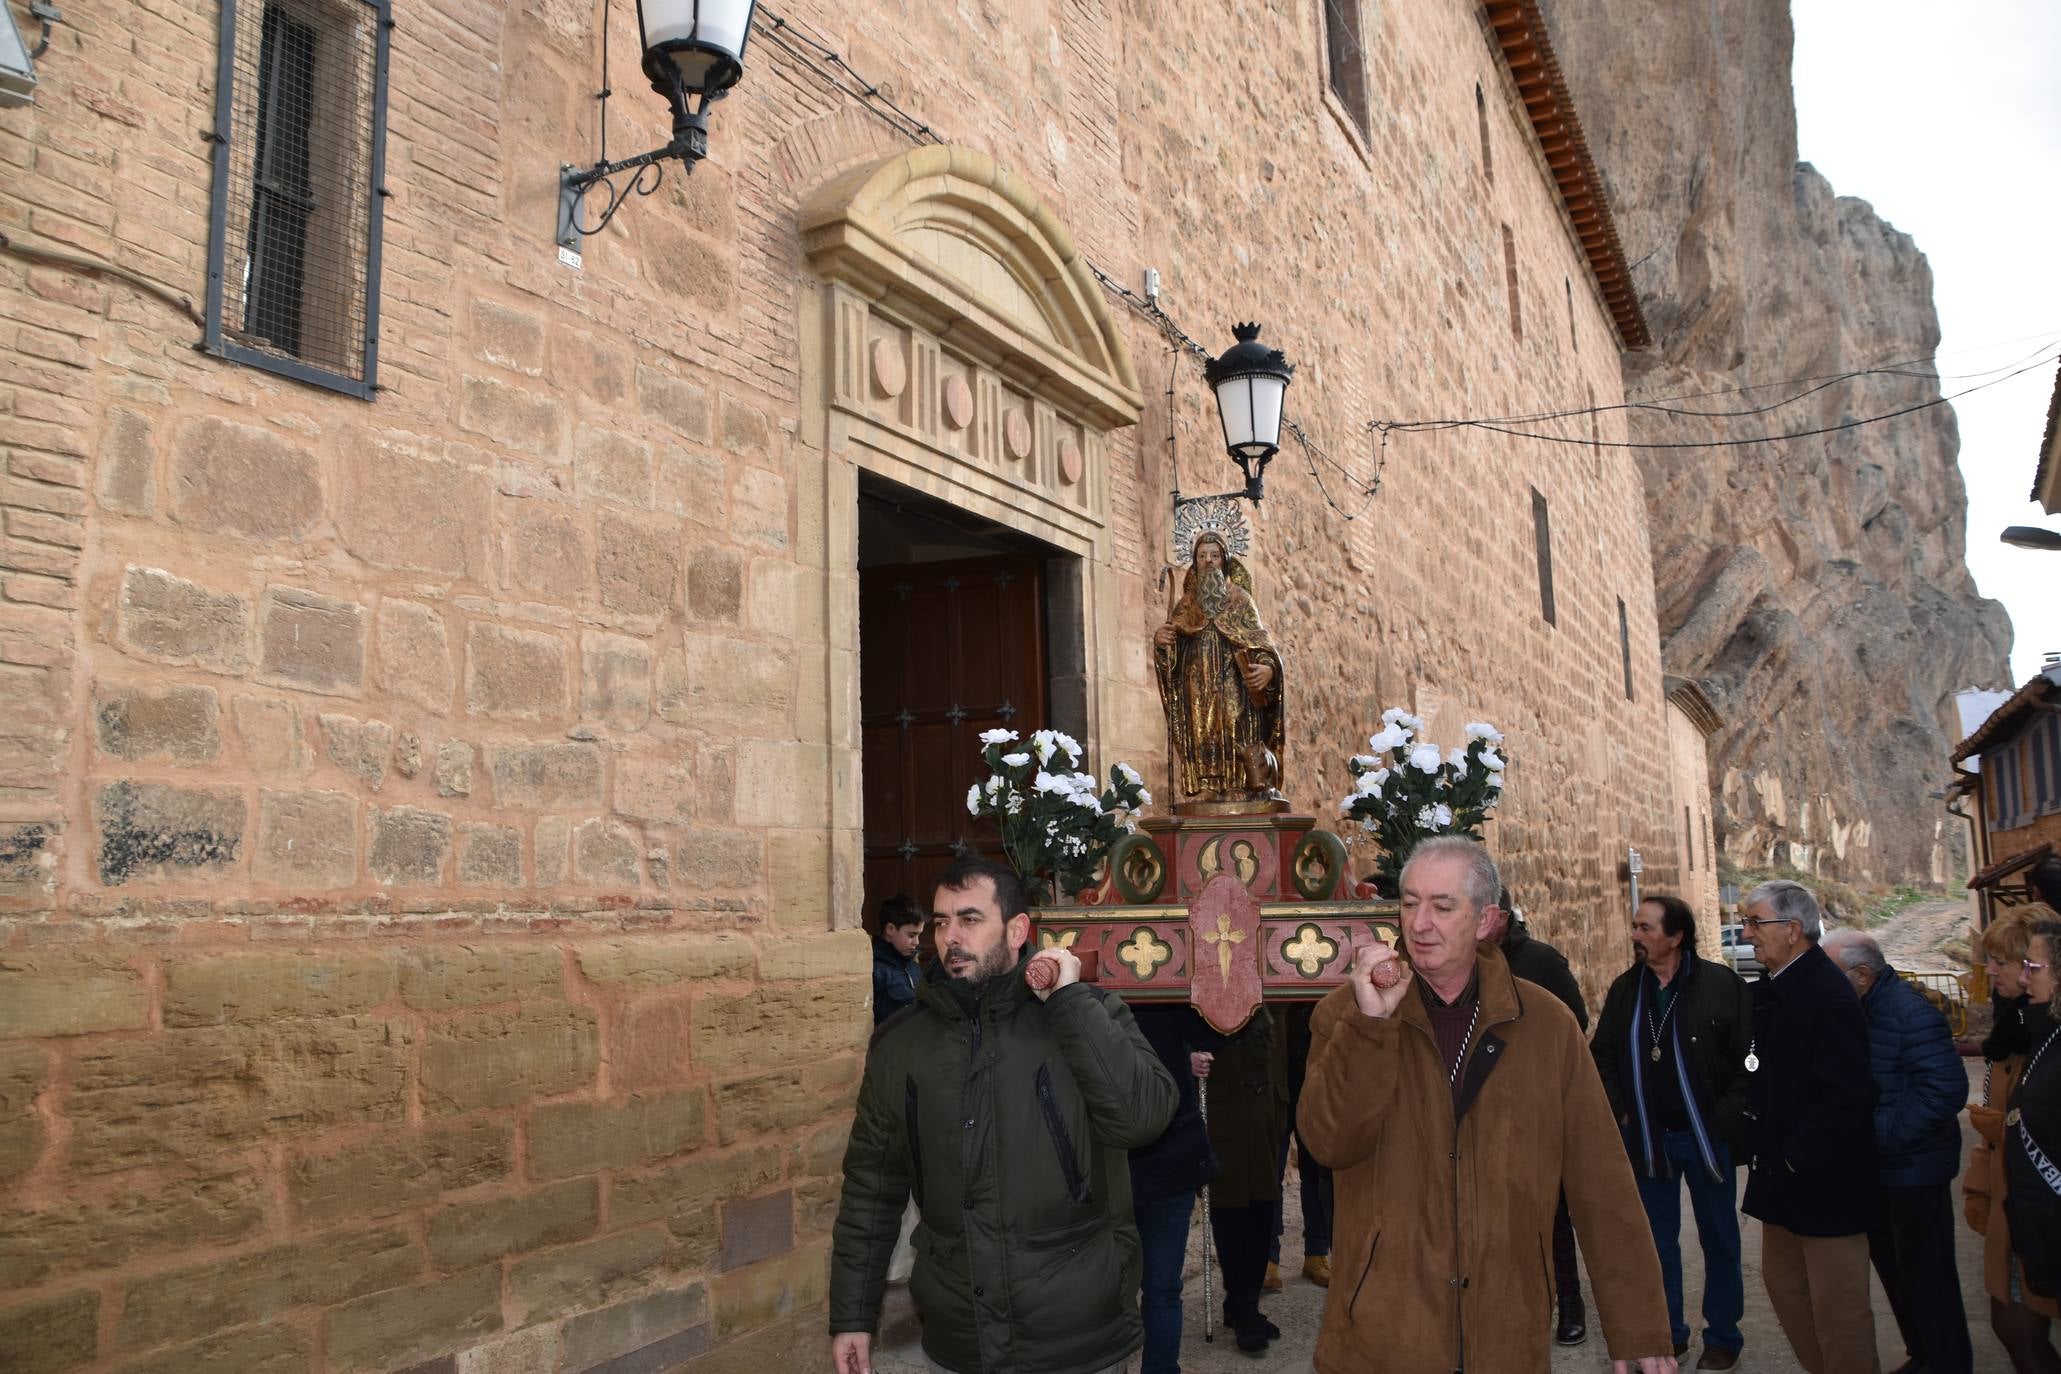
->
xmin=2001 ymin=525 xmax=2061 ymax=552
xmin=1205 ymin=323 xmax=1294 ymax=504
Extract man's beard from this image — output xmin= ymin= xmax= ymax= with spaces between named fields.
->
xmin=1198 ymin=566 xmax=1230 ymax=618
xmin=945 ymin=939 xmax=1016 ymax=991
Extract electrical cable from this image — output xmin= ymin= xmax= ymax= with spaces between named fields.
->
xmin=0 ymin=231 xmax=205 ymax=328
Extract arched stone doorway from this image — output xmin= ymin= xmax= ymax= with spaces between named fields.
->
xmin=794 ymin=146 xmax=1144 ymax=926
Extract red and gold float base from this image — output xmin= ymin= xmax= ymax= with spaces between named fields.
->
xmin=1036 ymin=812 xmax=1397 ymax=1033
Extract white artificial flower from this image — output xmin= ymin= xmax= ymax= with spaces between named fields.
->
xmin=1034 ymin=771 xmax=1074 ymax=796
xmin=1369 ymin=724 xmax=1408 ymax=754
xmin=1001 ymin=752 xmax=1031 ymax=768
xmin=1070 ymin=771 xmax=1099 ymax=795
xmin=1070 ymin=791 xmax=1101 ymax=813
xmin=1447 ymin=747 xmax=1469 ymax=770
xmin=1045 ymin=820 xmax=1060 ymax=835
xmin=1480 ymin=749 xmax=1505 ymax=773
xmin=1353 ymin=770 xmax=1385 ymax=797
xmin=1350 ymin=754 xmax=1377 ymax=772
xmin=1487 ymin=772 xmax=1504 ymax=791
xmin=1432 ymin=803 xmax=1454 ymax=828
xmin=1408 ymin=742 xmax=1443 ymax=774
xmin=1381 ymin=707 xmax=1411 ymax=726
xmin=1339 ymin=797 xmax=1355 ymax=817
xmin=1030 ymin=730 xmax=1059 ymax=763
xmin=966 ymin=783 xmax=982 ymax=815
xmin=1116 ymin=761 xmax=1143 ymax=786
xmin=1360 ymin=817 xmax=1379 ymax=833
xmin=984 ymin=776 xmax=1007 ymax=796
xmin=1464 ymin=722 xmax=1504 ymax=744
xmin=1415 ymin=805 xmax=1441 ymax=830
xmin=1135 ymin=786 xmax=1153 ymax=807
xmin=1052 ymin=731 xmax=1083 ymax=757
xmin=980 ymin=728 xmax=1019 ymax=745
xmin=1006 ymin=794 xmax=1025 ymax=813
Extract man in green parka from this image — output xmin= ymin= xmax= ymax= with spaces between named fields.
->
xmin=830 ymin=858 xmax=1179 ymax=1374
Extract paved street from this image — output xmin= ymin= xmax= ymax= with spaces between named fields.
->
xmin=878 ymin=1060 xmax=2012 ymax=1373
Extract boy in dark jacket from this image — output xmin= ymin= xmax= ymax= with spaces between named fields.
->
xmin=1825 ymin=928 xmax=1972 ymax=1374
xmin=870 ymin=893 xmax=924 ymax=1026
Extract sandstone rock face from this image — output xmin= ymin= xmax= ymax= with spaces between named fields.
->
xmin=1546 ymin=0 xmax=2013 ymax=885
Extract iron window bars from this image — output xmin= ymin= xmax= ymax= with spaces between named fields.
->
xmin=205 ymin=0 xmax=390 ymax=399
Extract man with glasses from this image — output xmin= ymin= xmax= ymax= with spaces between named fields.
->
xmin=1739 ymin=880 xmax=1880 ymax=1374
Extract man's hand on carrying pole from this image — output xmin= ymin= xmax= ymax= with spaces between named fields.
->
xmin=1347 ymin=938 xmax=1410 ymax=1019
xmin=1025 ymin=947 xmax=1081 ymax=1001
xmin=830 ymin=1332 xmax=871 ymax=1374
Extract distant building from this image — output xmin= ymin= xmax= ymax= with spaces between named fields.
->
xmin=1952 ymin=663 xmax=2061 ymax=918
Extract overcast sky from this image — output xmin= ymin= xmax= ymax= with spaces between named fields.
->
xmin=1790 ymin=0 xmax=2061 ymax=688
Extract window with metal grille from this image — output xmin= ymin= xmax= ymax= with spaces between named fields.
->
xmin=1987 ymin=741 xmax=2026 ymax=831
xmin=1619 ymin=596 xmax=1634 ymax=699
xmin=205 ymin=0 xmax=390 ymax=398
xmin=1531 ymin=487 xmax=1555 ymax=626
xmin=1324 ymin=0 xmax=1369 ymax=139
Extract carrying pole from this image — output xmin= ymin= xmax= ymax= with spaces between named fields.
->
xmin=1199 ymin=1078 xmax=1214 ymax=1343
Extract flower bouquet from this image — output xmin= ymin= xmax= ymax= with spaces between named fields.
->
xmin=1337 ymin=710 xmax=1507 ymax=885
xmin=967 ymin=729 xmax=1152 ymax=906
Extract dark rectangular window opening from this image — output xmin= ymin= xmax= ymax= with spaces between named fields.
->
xmin=1566 ymin=277 xmax=1578 ymax=351
xmin=1502 ymin=224 xmax=1522 ymax=341
xmin=1325 ymin=0 xmax=1370 ymax=139
xmin=1475 ymin=82 xmax=1493 ymax=184
xmin=1684 ymin=805 xmax=1694 ymax=872
xmin=1618 ymin=596 xmax=1634 ymax=699
xmin=206 ymin=0 xmax=390 ymax=399
xmin=1531 ymin=487 xmax=1555 ymax=626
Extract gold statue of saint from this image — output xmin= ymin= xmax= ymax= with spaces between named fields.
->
xmin=1153 ymin=529 xmax=1286 ymax=809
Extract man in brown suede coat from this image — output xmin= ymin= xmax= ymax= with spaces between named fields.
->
xmin=1299 ymin=836 xmax=1676 ymax=1374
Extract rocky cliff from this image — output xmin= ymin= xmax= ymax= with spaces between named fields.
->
xmin=1543 ymin=0 xmax=2014 ymax=887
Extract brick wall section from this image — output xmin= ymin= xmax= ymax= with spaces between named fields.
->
xmin=0 ymin=0 xmax=1701 ymax=1368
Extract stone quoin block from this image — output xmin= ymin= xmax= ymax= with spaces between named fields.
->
xmin=581 ymin=630 xmax=652 ymax=730
xmin=339 ymin=438 xmax=494 ymax=580
xmin=421 ymin=1006 xmax=597 ymax=1113
xmin=614 ymin=754 xmax=694 ymax=825
xmin=0 ymin=1172 xmax=263 ymax=1291
xmin=730 ymin=467 xmax=789 ymax=550
xmin=671 ymin=829 xmax=762 ymax=891
xmin=319 ymin=713 xmax=394 ymax=792
xmin=168 ymin=415 xmax=322 ymax=542
xmin=65 ymin=1018 xmax=411 ymax=1174
xmin=575 ymin=425 xmax=655 ymax=508
xmin=459 ymin=374 xmax=562 ymax=455
xmin=596 ymin=510 xmax=682 ymax=619
xmin=465 ymin=622 xmax=570 ymax=720
xmin=369 ymin=805 xmax=454 ymax=885
xmin=692 ymin=980 xmax=869 ymax=1075
xmin=425 ymin=1177 xmax=599 ymax=1271
xmin=251 ymin=789 xmax=357 ymax=888
xmin=471 ymin=298 xmax=545 ymax=375
xmin=657 ymin=447 xmax=729 ymax=526
xmin=456 ymin=822 xmax=522 ymax=885
xmin=503 ymin=501 xmax=594 ymax=603
xmin=258 ymin=586 xmax=367 ymax=696
xmin=115 ymin=566 xmax=250 ymax=674
xmin=637 ymin=366 xmax=711 ymax=442
xmin=485 ymin=740 xmax=604 ymax=809
xmin=527 ymin=1089 xmax=708 ymax=1180
xmin=93 ymin=780 xmax=245 ymax=886
xmin=163 ymin=949 xmax=392 ymax=1025
xmin=377 ymin=599 xmax=455 ymax=712
xmin=576 ymin=935 xmax=754 ymax=989
xmin=288 ymin=1120 xmax=513 ymax=1224
xmin=394 ymin=944 xmax=564 ymax=1010
xmin=686 ymin=545 xmax=745 ymax=622
xmin=95 ymin=404 xmax=156 ymax=515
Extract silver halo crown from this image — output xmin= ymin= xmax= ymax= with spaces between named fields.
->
xmin=1172 ymin=495 xmax=1252 ymax=568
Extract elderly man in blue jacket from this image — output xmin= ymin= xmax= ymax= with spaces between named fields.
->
xmin=1824 ymin=928 xmax=1972 ymax=1374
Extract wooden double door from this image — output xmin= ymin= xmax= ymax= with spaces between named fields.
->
xmin=859 ymin=554 xmax=1048 ymax=930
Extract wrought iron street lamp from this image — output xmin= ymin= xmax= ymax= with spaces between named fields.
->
xmin=558 ymin=0 xmax=757 ymax=249
xmin=1205 ymin=322 xmax=1294 ymax=504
